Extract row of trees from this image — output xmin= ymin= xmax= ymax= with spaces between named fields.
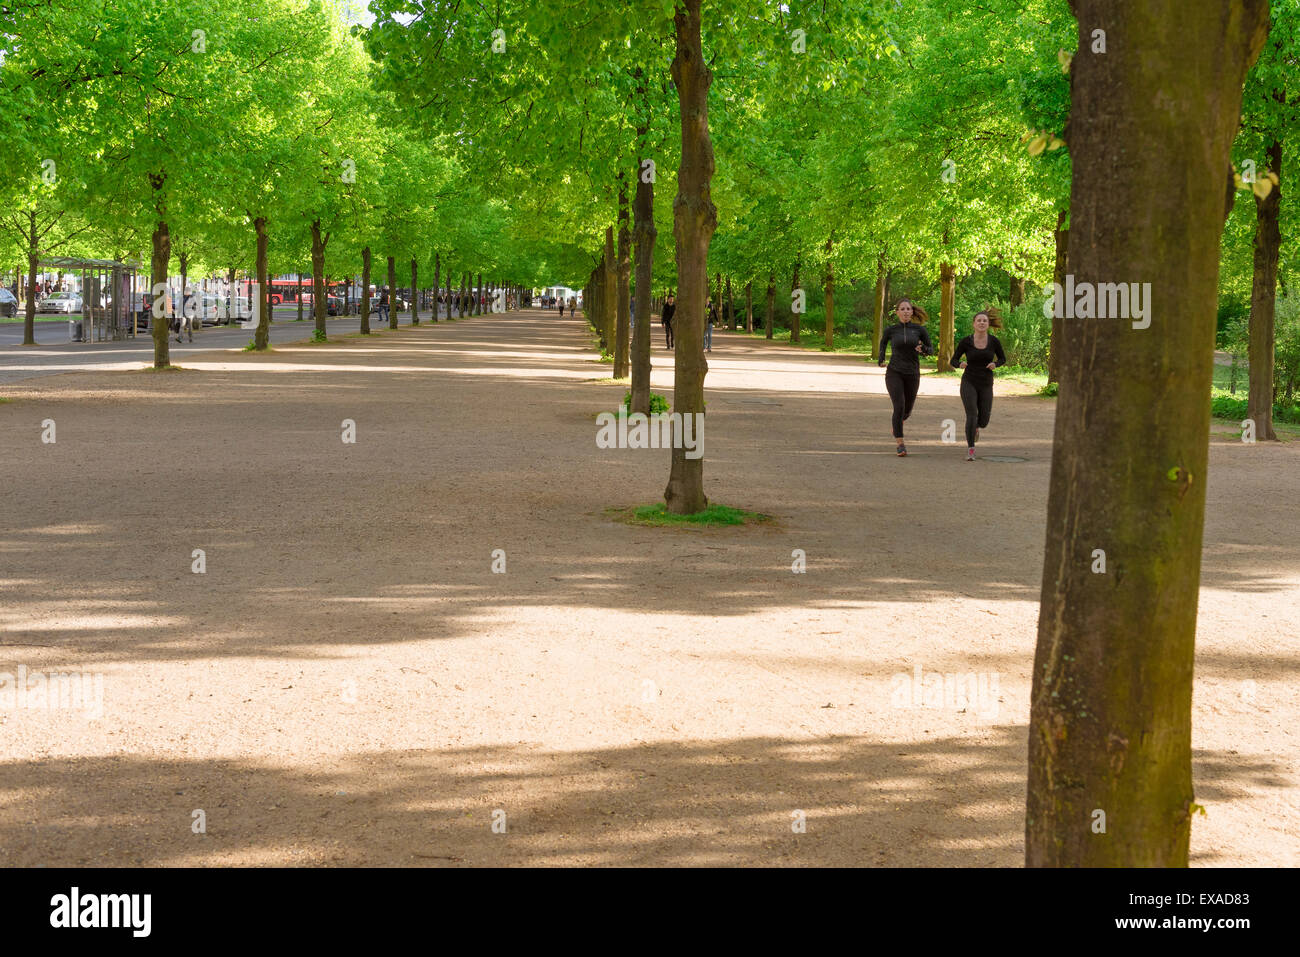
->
xmin=0 ymin=0 xmax=551 ymax=363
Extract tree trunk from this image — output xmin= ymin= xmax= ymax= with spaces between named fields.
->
xmin=432 ymin=253 xmax=440 ymax=321
xmin=824 ymin=237 xmax=834 ymax=350
xmin=1026 ymin=0 xmax=1268 ymax=868
xmin=938 ymin=261 xmax=956 ymax=370
xmin=631 ymin=144 xmax=657 ymax=415
xmin=871 ymin=251 xmax=887 ymax=360
xmin=411 ymin=259 xmax=420 ymax=325
xmin=1048 ymin=209 xmax=1069 ymax=383
xmin=603 ymin=226 xmax=617 ymax=354
xmin=789 ymin=261 xmax=801 ymax=343
xmin=445 ymin=264 xmax=452 ymax=319
xmin=178 ymin=251 xmax=189 ymax=338
xmin=725 ymin=275 xmax=735 ymax=330
xmin=616 ymin=181 xmax=631 ymax=378
xmin=1248 ymin=136 xmax=1281 ymax=441
xmin=253 ymin=217 xmax=270 ymax=350
xmin=311 ymin=220 xmax=327 ymax=338
xmin=297 ymin=272 xmax=304 ymax=322
xmin=360 ymin=248 xmax=372 ymax=334
xmin=664 ymin=0 xmax=715 ymax=515
xmin=765 ymin=271 xmax=775 ymax=339
xmin=151 ymin=218 xmax=172 ymax=367
xmin=745 ymin=281 xmax=753 ymax=332
xmin=23 ymin=212 xmax=37 ymax=345
xmin=387 ymin=256 xmax=397 ymax=329
xmin=1010 ymin=274 xmax=1026 ymax=308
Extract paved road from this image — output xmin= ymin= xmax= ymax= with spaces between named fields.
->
xmin=0 ymin=305 xmax=467 ymax=384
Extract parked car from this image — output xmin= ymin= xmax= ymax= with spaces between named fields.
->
xmin=37 ymin=292 xmax=83 ymax=314
xmin=300 ymin=293 xmax=343 ymax=316
xmin=0 ymin=288 xmax=17 ymax=317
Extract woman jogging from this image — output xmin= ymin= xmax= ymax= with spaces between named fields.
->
xmin=661 ymin=292 xmax=676 ymax=349
xmin=877 ymin=298 xmax=933 ymax=457
xmin=950 ymin=307 xmax=1008 ymax=461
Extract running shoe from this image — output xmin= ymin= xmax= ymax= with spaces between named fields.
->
xmin=896 ymin=444 xmax=907 ymax=457
xmin=966 ymin=448 xmax=976 ymax=461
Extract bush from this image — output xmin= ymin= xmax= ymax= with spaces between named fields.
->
xmin=999 ymin=301 xmax=1052 ymax=371
xmin=624 ymin=391 xmax=670 ymax=414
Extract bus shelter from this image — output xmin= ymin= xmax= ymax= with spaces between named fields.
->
xmin=40 ymin=256 xmax=143 ymax=342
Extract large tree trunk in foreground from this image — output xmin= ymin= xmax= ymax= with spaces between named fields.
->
xmin=616 ymin=181 xmax=631 ymax=379
xmin=360 ymin=247 xmax=372 ymax=334
xmin=631 ymin=147 xmax=657 ymax=415
xmin=311 ymin=220 xmax=327 ymax=338
xmin=938 ymin=261 xmax=955 ymax=370
xmin=1248 ymin=136 xmax=1281 ymax=441
xmin=1027 ymin=0 xmax=1268 ymax=868
xmin=664 ymin=0 xmax=715 ymax=515
xmin=1048 ymin=209 xmax=1069 ymax=383
xmin=151 ymin=217 xmax=172 ymax=367
xmin=871 ymin=250 xmax=887 ymax=360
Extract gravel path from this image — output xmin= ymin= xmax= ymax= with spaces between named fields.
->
xmin=0 ymin=311 xmax=1294 ymax=866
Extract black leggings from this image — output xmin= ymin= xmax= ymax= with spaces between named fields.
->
xmin=960 ymin=377 xmax=993 ymax=447
xmin=885 ymin=369 xmax=920 ymax=438
xmin=663 ymin=319 xmax=674 ymax=348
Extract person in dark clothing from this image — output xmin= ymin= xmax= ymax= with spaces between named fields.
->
xmin=661 ymin=293 xmax=676 ymax=349
xmin=951 ymin=307 xmax=1008 ymax=460
xmin=877 ymin=298 xmax=933 ymax=456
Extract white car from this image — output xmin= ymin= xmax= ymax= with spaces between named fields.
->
xmin=37 ymin=292 xmax=83 ymax=314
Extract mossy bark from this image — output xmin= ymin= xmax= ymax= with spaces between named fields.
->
xmin=1027 ymin=0 xmax=1268 ymax=868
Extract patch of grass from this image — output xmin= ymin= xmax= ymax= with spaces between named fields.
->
xmin=607 ymin=503 xmax=773 ymax=527
xmin=137 ymin=364 xmax=194 ymax=372
xmin=242 ymin=339 xmax=269 ymax=351
xmin=588 ymin=376 xmax=630 ymax=385
xmin=311 ymin=329 xmax=328 ymax=343
xmin=1039 ymin=382 xmax=1059 ymax=397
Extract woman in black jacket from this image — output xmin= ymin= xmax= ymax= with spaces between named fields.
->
xmin=877 ymin=298 xmax=933 ymax=456
xmin=950 ymin=307 xmax=1008 ymax=461
xmin=661 ymin=293 xmax=676 ymax=349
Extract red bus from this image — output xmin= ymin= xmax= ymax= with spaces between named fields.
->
xmin=235 ymin=278 xmax=349 ymax=305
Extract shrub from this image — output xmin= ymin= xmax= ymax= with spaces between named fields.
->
xmin=623 ymin=391 xmax=670 ymax=414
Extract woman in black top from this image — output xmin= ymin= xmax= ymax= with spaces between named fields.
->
xmin=661 ymin=293 xmax=676 ymax=349
xmin=950 ymin=307 xmax=1008 ymax=461
xmin=877 ymin=298 xmax=933 ymax=456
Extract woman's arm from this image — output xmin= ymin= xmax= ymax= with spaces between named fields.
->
xmin=878 ymin=325 xmax=891 ymax=365
xmin=918 ymin=326 xmax=934 ymax=356
xmin=951 ymin=337 xmax=969 ymax=371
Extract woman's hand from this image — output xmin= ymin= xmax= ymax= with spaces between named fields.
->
xmin=915 ymin=342 xmax=923 ymax=352
xmin=959 ymin=361 xmax=968 ymax=369
xmin=877 ymin=360 xmax=886 ymax=368
xmin=987 ymin=361 xmax=997 ymax=370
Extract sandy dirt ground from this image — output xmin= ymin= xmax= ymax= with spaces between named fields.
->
xmin=0 ymin=310 xmax=1295 ymax=866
